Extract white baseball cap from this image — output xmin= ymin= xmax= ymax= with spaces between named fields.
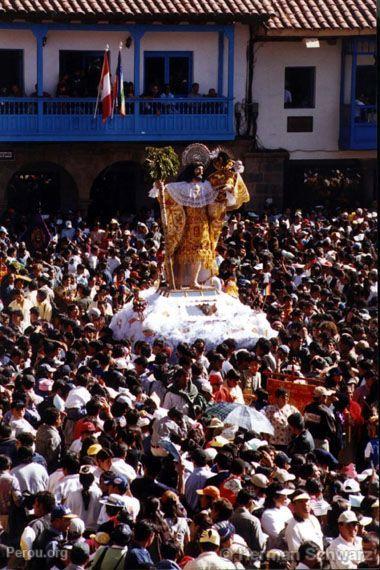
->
xmin=251 ymin=474 xmax=269 ymax=488
xmin=338 ymin=510 xmax=358 ymax=524
xmin=342 ymin=479 xmax=361 ymax=494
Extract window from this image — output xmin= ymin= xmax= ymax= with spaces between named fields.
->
xmin=59 ymin=51 xmax=103 ymax=97
xmin=284 ymin=67 xmax=315 ymax=108
xmin=356 ymin=65 xmax=376 ymax=104
xmin=287 ymin=116 xmax=313 ymax=132
xmin=0 ymin=50 xmax=24 ymax=96
xmin=144 ymin=52 xmax=193 ymax=96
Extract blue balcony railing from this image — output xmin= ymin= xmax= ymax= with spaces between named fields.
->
xmin=0 ymin=96 xmax=234 ymax=142
xmin=340 ymin=103 xmax=377 ymax=150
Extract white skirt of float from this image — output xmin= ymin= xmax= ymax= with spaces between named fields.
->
xmin=109 ymin=287 xmax=277 ymax=348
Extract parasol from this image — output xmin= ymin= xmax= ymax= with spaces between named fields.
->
xmin=224 ymin=405 xmax=274 ymax=435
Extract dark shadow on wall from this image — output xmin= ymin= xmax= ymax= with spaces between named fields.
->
xmin=88 ymin=161 xmax=146 ymax=222
xmin=6 ymin=161 xmax=78 ymax=214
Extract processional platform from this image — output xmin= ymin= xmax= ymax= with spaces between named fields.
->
xmin=110 ymin=286 xmax=276 ymax=348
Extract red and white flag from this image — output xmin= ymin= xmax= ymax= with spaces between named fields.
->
xmin=98 ymin=47 xmax=112 ymax=122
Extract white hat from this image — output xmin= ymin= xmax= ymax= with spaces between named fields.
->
xmin=203 ymin=448 xmax=218 ymax=462
xmin=342 ymin=479 xmax=361 ymax=494
xmin=69 ymin=517 xmax=85 ymax=535
xmin=99 ymin=494 xmax=129 ymax=508
xmin=277 ymin=488 xmax=295 ymax=496
xmin=273 ymin=469 xmax=296 ymax=483
xmin=338 ymin=510 xmax=359 ymax=524
xmin=251 ymin=474 xmax=269 ymax=488
xmin=311 ymin=498 xmax=332 ymax=517
xmin=244 ymin=438 xmax=268 ymax=452
xmin=292 ymin=491 xmax=311 ymax=502
xmin=314 ymin=386 xmax=335 ymax=398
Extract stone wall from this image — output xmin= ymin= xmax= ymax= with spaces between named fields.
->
xmin=0 ymin=140 xmax=252 ymax=212
xmin=243 ymin=151 xmax=289 ymax=212
xmin=1 ymin=142 xmax=375 ymax=214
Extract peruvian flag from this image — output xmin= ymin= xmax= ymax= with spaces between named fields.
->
xmin=99 ymin=47 xmax=112 ymax=122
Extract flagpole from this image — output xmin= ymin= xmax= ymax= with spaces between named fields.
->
xmin=94 ymin=44 xmax=109 ymax=119
xmin=112 ymin=42 xmax=123 ymax=119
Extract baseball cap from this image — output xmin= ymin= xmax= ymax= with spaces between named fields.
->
xmin=196 ymin=486 xmax=221 ymax=500
xmin=111 ymin=475 xmax=129 ymax=493
xmin=199 ymin=528 xmax=220 ymax=546
xmin=338 ymin=510 xmax=359 ymax=524
xmin=274 ymin=451 xmax=292 ymax=468
xmin=99 ymin=494 xmax=129 ymax=508
xmin=313 ymin=386 xmax=335 ymax=398
xmin=278 ymin=345 xmax=290 ymax=354
xmin=87 ymin=443 xmax=103 ymax=456
xmin=51 ymin=505 xmax=77 ymax=519
xmin=214 ymin=521 xmax=235 ymax=542
xmin=251 ymin=474 xmax=269 ymax=488
xmin=342 ymin=479 xmax=361 ymax=494
xmin=273 ymin=469 xmax=296 ymax=483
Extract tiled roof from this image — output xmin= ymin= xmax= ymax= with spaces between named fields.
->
xmin=0 ymin=0 xmax=376 ymax=30
xmin=0 ymin=0 xmax=270 ymax=21
xmin=268 ymin=0 xmax=377 ymax=30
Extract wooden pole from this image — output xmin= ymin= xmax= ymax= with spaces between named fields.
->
xmin=159 ymin=185 xmax=176 ymax=290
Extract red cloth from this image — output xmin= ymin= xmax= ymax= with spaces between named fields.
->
xmin=214 ymin=386 xmax=234 ymax=403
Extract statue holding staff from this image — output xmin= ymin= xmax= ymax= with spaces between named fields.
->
xmin=148 ymin=144 xmax=250 ymax=289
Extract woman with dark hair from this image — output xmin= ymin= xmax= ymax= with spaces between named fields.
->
xmin=137 ymin=496 xmax=171 ymax=563
xmin=261 ymin=483 xmax=293 ymax=548
xmin=65 ymin=466 xmax=102 ymax=531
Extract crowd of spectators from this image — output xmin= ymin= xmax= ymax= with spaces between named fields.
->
xmin=0 ymin=204 xmax=377 ymax=569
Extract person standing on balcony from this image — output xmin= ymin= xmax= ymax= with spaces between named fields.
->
xmin=188 ymin=83 xmax=201 ymax=97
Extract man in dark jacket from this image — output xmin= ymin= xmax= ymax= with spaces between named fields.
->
xmin=287 ymin=412 xmax=315 ymax=456
xmin=304 ymin=386 xmax=338 ymax=452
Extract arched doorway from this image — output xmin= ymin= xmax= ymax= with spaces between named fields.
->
xmin=88 ymin=161 xmax=145 ymax=222
xmin=7 ymin=162 xmax=78 ymax=214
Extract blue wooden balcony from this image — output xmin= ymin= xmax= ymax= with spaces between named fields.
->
xmin=340 ymin=103 xmax=377 ymax=150
xmin=0 ymin=96 xmax=234 ymax=142
xmin=339 ymin=36 xmax=377 ymax=150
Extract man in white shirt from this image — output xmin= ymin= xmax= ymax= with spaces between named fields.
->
xmin=326 ymin=510 xmax=365 ymax=569
xmin=184 ymin=528 xmax=235 ymax=570
xmin=11 ymin=446 xmax=48 ymax=494
xmin=285 ymin=491 xmax=323 ymax=554
xmin=54 ymin=453 xmax=81 ymax=504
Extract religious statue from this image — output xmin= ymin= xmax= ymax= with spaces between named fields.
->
xmin=149 ymin=144 xmax=250 ymax=289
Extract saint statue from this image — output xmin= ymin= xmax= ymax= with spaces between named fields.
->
xmin=149 ymin=144 xmax=249 ymax=289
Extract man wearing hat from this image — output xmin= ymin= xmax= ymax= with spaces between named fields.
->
xmin=28 ymin=505 xmax=78 ymax=569
xmin=326 ymin=510 xmax=365 ymax=569
xmin=196 ymin=486 xmax=221 ymax=514
xmin=304 ymin=386 xmax=338 ymax=452
xmin=284 ymin=490 xmax=323 ymax=553
xmin=184 ymin=528 xmax=235 ymax=570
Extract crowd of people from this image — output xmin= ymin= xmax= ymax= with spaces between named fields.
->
xmin=0 ymin=79 xmax=218 ymax=101
xmin=0 ymin=204 xmax=378 ymax=569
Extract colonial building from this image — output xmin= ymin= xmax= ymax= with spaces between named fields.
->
xmin=0 ymin=1 xmax=376 ymax=215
